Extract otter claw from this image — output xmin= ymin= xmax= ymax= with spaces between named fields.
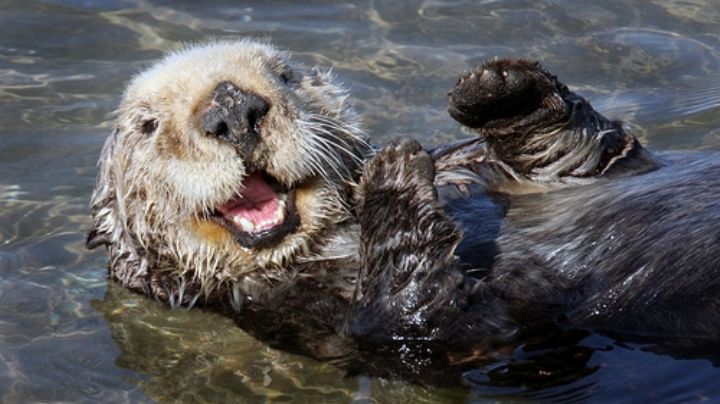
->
xmin=356 ymin=137 xmax=437 ymax=217
xmin=364 ymin=137 xmax=433 ymax=186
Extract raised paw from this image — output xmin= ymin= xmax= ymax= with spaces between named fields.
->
xmin=448 ymin=59 xmax=566 ymax=130
xmin=446 ymin=59 xmax=650 ymax=183
xmin=352 ymin=137 xmax=466 ymax=342
xmin=356 ymin=137 xmax=436 ymax=217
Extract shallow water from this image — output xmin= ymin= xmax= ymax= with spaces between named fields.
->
xmin=1 ymin=0 xmax=720 ymax=402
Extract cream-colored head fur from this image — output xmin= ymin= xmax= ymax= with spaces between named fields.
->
xmin=88 ymin=39 xmax=370 ymax=296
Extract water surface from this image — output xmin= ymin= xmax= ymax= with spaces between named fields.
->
xmin=1 ymin=0 xmax=720 ymax=402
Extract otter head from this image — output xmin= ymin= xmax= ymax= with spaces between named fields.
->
xmin=87 ymin=40 xmax=371 ymax=293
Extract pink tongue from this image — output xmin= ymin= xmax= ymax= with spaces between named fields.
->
xmin=218 ymin=173 xmax=280 ymax=228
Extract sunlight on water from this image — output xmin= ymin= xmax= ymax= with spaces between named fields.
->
xmin=1 ymin=0 xmax=719 ymax=402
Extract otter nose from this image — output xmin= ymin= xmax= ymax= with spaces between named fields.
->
xmin=202 ymin=81 xmax=270 ymax=143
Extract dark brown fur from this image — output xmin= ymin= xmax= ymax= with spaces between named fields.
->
xmin=236 ymin=60 xmax=720 ymax=368
xmin=91 ymin=53 xmax=720 ymax=383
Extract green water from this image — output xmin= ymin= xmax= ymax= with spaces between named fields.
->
xmin=1 ymin=0 xmax=720 ymax=402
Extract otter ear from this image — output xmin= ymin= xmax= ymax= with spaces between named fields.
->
xmin=87 ymin=129 xmax=122 ymax=250
xmin=306 ymin=66 xmax=353 ymax=116
xmin=309 ymin=65 xmax=333 ymax=86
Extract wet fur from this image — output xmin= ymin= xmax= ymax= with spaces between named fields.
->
xmin=88 ymin=40 xmax=371 ymax=305
xmin=89 ymin=41 xmax=720 ymax=378
xmin=443 ymin=60 xmax=720 ymax=340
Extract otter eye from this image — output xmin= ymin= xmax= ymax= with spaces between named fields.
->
xmin=279 ymin=65 xmax=294 ymax=85
xmin=141 ymin=119 xmax=158 ymax=135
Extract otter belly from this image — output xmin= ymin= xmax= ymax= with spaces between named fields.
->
xmin=438 ymin=183 xmax=507 ymax=273
xmin=496 ymin=152 xmax=720 ymax=337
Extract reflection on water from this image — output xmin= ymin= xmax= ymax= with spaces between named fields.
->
xmin=1 ymin=0 xmax=719 ymax=401
xmin=92 ymin=284 xmax=359 ymax=402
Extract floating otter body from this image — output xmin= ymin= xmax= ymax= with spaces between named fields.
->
xmin=88 ymin=40 xmax=720 ymax=377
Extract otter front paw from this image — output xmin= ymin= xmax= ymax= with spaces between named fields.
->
xmin=354 ymin=136 xmax=460 ymax=290
xmin=448 ymin=59 xmax=564 ymax=130
xmin=447 ymin=59 xmax=651 ymax=182
xmin=353 ymin=139 xmax=466 ymax=342
xmin=356 ymin=137 xmax=437 ymax=224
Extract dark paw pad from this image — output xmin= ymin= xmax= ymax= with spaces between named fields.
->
xmin=365 ymin=137 xmax=434 ymax=185
xmin=448 ymin=59 xmax=552 ymax=129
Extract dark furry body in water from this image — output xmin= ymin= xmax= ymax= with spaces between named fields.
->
xmin=89 ymin=43 xmax=720 ymax=383
xmin=229 ymin=61 xmax=720 ymax=382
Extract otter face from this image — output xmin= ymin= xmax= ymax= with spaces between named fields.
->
xmin=88 ymin=40 xmax=370 ymax=287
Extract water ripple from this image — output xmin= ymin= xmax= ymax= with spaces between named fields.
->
xmin=1 ymin=0 xmax=720 ymax=401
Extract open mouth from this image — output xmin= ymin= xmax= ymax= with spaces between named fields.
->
xmin=211 ymin=171 xmax=300 ymax=248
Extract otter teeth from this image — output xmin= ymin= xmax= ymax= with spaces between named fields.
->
xmin=230 ymin=198 xmax=288 ymax=233
xmin=234 ymin=216 xmax=256 ymax=233
xmin=276 ymin=200 xmax=287 ymax=222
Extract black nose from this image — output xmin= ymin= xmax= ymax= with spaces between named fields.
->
xmin=202 ymin=81 xmax=270 ymax=143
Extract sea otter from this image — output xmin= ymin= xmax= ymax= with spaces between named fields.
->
xmin=88 ymin=40 xmax=720 ymax=375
